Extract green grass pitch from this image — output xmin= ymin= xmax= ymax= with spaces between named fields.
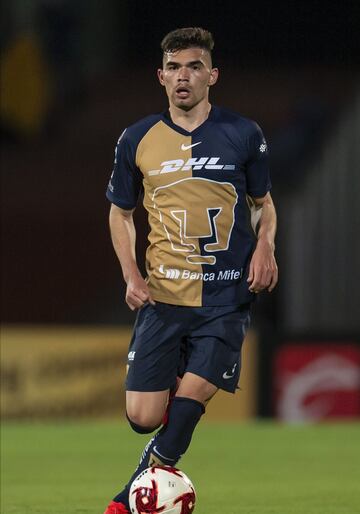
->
xmin=1 ymin=421 xmax=359 ymax=513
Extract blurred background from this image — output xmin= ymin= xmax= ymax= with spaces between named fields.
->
xmin=1 ymin=0 xmax=359 ymax=423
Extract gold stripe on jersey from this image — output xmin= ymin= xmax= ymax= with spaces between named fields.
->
xmin=136 ymin=120 xmax=203 ymax=306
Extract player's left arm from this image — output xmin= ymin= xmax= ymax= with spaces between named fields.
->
xmin=247 ymin=192 xmax=278 ymax=293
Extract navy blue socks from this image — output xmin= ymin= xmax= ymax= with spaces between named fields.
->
xmin=113 ymin=396 xmax=205 ymax=507
xmin=151 ymin=396 xmax=205 ymax=463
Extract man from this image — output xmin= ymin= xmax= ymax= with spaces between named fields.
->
xmin=104 ymin=27 xmax=278 ymax=514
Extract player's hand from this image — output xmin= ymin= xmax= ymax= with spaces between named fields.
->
xmin=125 ymin=272 xmax=156 ymax=311
xmin=247 ymin=239 xmax=278 ymax=293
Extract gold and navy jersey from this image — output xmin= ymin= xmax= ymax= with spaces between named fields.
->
xmin=106 ymin=105 xmax=271 ymax=307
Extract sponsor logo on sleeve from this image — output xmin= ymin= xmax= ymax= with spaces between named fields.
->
xmin=259 ymin=140 xmax=267 ymax=153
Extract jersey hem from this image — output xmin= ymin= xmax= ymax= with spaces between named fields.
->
xmin=151 ymin=293 xmax=202 ymax=307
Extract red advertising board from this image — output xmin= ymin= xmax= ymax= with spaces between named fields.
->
xmin=274 ymin=344 xmax=360 ymax=422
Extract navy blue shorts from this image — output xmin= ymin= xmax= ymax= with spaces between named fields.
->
xmin=126 ymin=302 xmax=251 ymax=394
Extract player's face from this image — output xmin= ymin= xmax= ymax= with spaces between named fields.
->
xmin=157 ymin=47 xmax=218 ymax=111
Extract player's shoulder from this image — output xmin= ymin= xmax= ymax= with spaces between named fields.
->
xmin=214 ymin=105 xmax=263 ymax=137
xmin=118 ymin=113 xmax=163 ymax=146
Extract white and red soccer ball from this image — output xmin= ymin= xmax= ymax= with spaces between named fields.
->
xmin=129 ymin=466 xmax=196 ymax=514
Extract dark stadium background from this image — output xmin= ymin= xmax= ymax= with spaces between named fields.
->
xmin=1 ymin=0 xmax=359 ymax=420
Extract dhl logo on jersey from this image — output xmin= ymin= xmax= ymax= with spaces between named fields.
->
xmin=147 ymin=157 xmax=235 ymax=176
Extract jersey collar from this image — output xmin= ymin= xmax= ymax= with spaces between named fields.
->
xmin=161 ymin=105 xmax=218 ymax=136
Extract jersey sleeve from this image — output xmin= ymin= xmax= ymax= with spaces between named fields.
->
xmin=106 ymin=129 xmax=143 ymax=209
xmin=245 ymin=123 xmax=272 ymax=198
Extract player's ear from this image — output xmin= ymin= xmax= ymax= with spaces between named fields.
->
xmin=157 ymin=69 xmax=165 ymax=86
xmin=208 ymin=67 xmax=219 ymax=86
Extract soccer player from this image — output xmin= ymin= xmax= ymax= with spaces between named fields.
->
xmin=104 ymin=27 xmax=278 ymax=514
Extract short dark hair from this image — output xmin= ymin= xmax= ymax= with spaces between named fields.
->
xmin=161 ymin=27 xmax=214 ymax=55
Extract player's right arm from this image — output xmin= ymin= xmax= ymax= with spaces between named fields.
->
xmin=109 ymin=204 xmax=155 ymax=311
xmin=106 ymin=127 xmax=155 ymax=310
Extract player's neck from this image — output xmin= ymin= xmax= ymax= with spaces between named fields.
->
xmin=169 ymin=100 xmax=211 ymax=132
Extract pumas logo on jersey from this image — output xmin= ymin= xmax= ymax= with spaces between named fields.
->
xmin=147 ymin=158 xmax=235 ymax=176
xmin=181 ymin=141 xmax=202 ymax=151
xmin=153 ymin=177 xmax=237 ymax=266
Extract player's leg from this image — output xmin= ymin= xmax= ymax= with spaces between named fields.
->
xmin=118 ymin=333 xmax=219 ymax=482
xmin=153 ymin=303 xmax=252 ymax=480
xmin=105 ymin=375 xmax=217 ymax=513
xmin=132 ymin=373 xmax=217 ymax=470
xmin=104 ymin=304 xmax=188 ymax=514
xmin=139 ymin=372 xmax=217 ymax=467
xmin=108 ymin=375 xmax=209 ymax=509
xmin=125 ymin=390 xmax=169 ymax=432
xmin=109 ymin=375 xmax=216 ymax=510
xmin=104 ymin=390 xmax=170 ymax=514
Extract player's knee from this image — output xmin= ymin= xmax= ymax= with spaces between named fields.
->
xmin=126 ymin=411 xmax=161 ymax=434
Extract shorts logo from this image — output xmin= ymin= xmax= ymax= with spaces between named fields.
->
xmin=223 ymin=363 xmax=237 ymax=380
xmin=128 ymin=351 xmax=136 ymax=361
